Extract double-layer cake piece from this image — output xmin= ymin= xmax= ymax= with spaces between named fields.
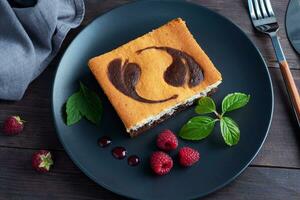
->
xmin=88 ymin=18 xmax=222 ymax=137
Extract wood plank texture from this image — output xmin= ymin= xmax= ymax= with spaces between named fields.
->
xmin=252 ymin=68 xmax=300 ymax=168
xmin=279 ymin=60 xmax=300 ymax=124
xmin=1 ymin=68 xmax=299 ymax=168
xmin=0 ymin=147 xmax=299 ymax=200
xmin=0 ymin=0 xmax=300 ymax=199
xmin=189 ymin=0 xmax=300 ymax=69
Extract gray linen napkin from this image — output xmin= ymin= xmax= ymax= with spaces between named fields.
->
xmin=0 ymin=0 xmax=85 ymax=100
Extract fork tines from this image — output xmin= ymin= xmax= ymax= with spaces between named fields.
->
xmin=248 ymin=0 xmax=275 ymax=20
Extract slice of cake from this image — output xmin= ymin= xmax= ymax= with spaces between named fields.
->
xmin=88 ymin=18 xmax=222 ymax=137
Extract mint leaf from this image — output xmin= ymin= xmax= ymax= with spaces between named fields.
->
xmin=220 ymin=117 xmax=240 ymax=146
xmin=79 ymin=82 xmax=103 ymax=124
xmin=195 ymin=96 xmax=216 ymax=114
xmin=66 ymin=92 xmax=83 ymax=125
xmin=179 ymin=116 xmax=216 ymax=140
xmin=222 ymin=93 xmax=250 ymax=114
xmin=65 ymin=82 xmax=103 ymax=126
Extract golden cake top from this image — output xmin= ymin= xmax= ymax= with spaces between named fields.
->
xmin=88 ymin=18 xmax=222 ymax=132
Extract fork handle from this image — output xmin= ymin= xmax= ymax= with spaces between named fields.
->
xmin=270 ymin=33 xmax=300 ymax=125
xmin=279 ymin=61 xmax=300 ymax=124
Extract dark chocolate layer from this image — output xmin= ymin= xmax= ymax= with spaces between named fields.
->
xmin=128 ymin=88 xmax=217 ymax=137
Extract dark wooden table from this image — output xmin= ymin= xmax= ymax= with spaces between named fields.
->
xmin=1 ymin=0 xmax=300 ymax=199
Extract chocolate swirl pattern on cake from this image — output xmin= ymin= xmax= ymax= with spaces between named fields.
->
xmin=137 ymin=46 xmax=203 ymax=88
xmin=108 ymin=58 xmax=178 ymax=103
xmin=108 ymin=47 xmax=203 ymax=104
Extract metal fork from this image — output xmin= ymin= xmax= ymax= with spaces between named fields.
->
xmin=248 ymin=0 xmax=300 ymax=126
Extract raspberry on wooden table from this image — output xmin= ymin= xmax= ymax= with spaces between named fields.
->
xmin=2 ymin=116 xmax=24 ymax=135
xmin=32 ymin=150 xmax=54 ymax=173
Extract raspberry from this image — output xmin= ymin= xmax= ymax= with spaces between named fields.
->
xmin=32 ymin=150 xmax=54 ymax=173
xmin=156 ymin=129 xmax=178 ymax=151
xmin=2 ymin=116 xmax=24 ymax=135
xmin=178 ymin=147 xmax=200 ymax=167
xmin=150 ymin=151 xmax=173 ymax=175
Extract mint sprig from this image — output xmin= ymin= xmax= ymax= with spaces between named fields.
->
xmin=220 ymin=116 xmax=240 ymax=146
xmin=195 ymin=96 xmax=216 ymax=114
xmin=66 ymin=82 xmax=103 ymax=126
xmin=66 ymin=92 xmax=84 ymax=125
xmin=180 ymin=116 xmax=217 ymax=140
xmin=179 ymin=92 xmax=250 ymax=146
xmin=222 ymin=93 xmax=250 ymax=114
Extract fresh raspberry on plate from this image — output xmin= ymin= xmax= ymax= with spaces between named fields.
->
xmin=2 ymin=116 xmax=24 ymax=135
xmin=178 ymin=147 xmax=200 ymax=167
xmin=32 ymin=150 xmax=54 ymax=173
xmin=150 ymin=151 xmax=173 ymax=175
xmin=156 ymin=129 xmax=178 ymax=151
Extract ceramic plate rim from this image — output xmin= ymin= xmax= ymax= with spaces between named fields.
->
xmin=52 ymin=1 xmax=274 ymax=199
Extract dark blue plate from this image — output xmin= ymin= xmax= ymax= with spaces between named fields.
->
xmin=52 ymin=1 xmax=273 ymax=199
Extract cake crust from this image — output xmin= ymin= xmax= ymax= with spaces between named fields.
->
xmin=88 ymin=18 xmax=222 ymax=136
xmin=129 ymin=88 xmax=218 ymax=137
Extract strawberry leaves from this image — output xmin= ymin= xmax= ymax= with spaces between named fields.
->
xmin=179 ymin=92 xmax=250 ymax=146
xmin=66 ymin=82 xmax=103 ymax=126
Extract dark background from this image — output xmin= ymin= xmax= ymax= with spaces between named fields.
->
xmin=0 ymin=0 xmax=299 ymax=199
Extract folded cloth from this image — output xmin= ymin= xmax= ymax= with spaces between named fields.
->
xmin=0 ymin=0 xmax=85 ymax=100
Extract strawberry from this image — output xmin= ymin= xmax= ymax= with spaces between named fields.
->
xmin=2 ymin=116 xmax=24 ymax=135
xmin=32 ymin=150 xmax=54 ymax=173
xmin=178 ymin=147 xmax=200 ymax=167
xmin=150 ymin=151 xmax=173 ymax=175
xmin=156 ymin=129 xmax=178 ymax=151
